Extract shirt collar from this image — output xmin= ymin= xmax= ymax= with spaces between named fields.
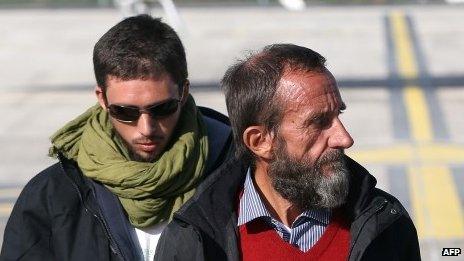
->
xmin=237 ymin=168 xmax=331 ymax=227
xmin=237 ymin=168 xmax=272 ymax=226
xmin=299 ymin=209 xmax=331 ymax=226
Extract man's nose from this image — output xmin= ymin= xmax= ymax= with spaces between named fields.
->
xmin=328 ymin=117 xmax=354 ymax=149
xmin=137 ymin=113 xmax=157 ymax=137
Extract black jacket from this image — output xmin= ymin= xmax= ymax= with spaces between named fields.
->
xmin=155 ymin=156 xmax=421 ymax=261
xmin=0 ymin=108 xmax=233 ymax=261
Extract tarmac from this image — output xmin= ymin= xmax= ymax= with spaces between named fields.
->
xmin=0 ymin=5 xmax=463 ymax=260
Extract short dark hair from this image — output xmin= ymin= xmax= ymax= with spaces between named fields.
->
xmin=93 ymin=15 xmax=187 ymax=91
xmin=221 ymin=44 xmax=326 ymax=160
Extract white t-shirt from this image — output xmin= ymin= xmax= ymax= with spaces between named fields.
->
xmin=134 ymin=221 xmax=168 ymax=261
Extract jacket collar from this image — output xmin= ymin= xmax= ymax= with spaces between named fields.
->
xmin=342 ymin=156 xmax=378 ymax=221
xmin=58 ymin=153 xmax=94 ymax=197
xmin=174 ymin=156 xmax=248 ymax=229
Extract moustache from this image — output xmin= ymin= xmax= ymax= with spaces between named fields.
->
xmin=132 ymin=135 xmax=164 ymax=144
xmin=316 ymin=150 xmax=345 ymax=166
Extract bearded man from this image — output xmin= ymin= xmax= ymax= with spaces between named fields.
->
xmin=1 ymin=15 xmax=232 ymax=261
xmin=155 ymin=44 xmax=421 ymax=260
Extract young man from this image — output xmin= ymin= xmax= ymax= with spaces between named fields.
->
xmin=1 ymin=15 xmax=232 ymax=261
xmin=155 ymin=44 xmax=421 ymax=260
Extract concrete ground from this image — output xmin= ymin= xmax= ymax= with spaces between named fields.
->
xmin=0 ymin=5 xmax=463 ymax=260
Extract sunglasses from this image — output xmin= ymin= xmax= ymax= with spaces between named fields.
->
xmin=107 ymin=98 xmax=181 ymax=123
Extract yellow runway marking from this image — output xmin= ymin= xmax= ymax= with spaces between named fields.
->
xmin=348 ymin=145 xmax=412 ymax=164
xmin=391 ymin=12 xmax=418 ymax=79
xmin=403 ymin=86 xmax=433 ymax=143
xmin=419 ymin=144 xmax=464 ymax=163
xmin=351 ymin=11 xmax=464 ymax=239
xmin=347 ymin=144 xmax=464 ymax=165
xmin=409 ymin=166 xmax=464 ymax=239
xmin=391 ymin=11 xmax=464 ymax=239
xmin=391 ymin=11 xmax=433 ymax=143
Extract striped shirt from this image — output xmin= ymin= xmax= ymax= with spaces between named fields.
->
xmin=237 ymin=170 xmax=331 ymax=252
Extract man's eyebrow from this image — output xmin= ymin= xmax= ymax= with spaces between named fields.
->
xmin=301 ymin=103 xmax=347 ymax=127
xmin=114 ymin=97 xmax=176 ymax=108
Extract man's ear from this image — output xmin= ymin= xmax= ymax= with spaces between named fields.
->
xmin=95 ymin=86 xmax=107 ymax=109
xmin=243 ymin=126 xmax=274 ymax=160
xmin=180 ymin=80 xmax=190 ymax=106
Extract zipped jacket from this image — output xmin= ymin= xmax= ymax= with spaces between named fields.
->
xmin=155 ymin=156 xmax=421 ymax=261
xmin=0 ymin=107 xmax=233 ymax=261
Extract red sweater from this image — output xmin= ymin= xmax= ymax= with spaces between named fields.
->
xmin=238 ymin=212 xmax=350 ymax=260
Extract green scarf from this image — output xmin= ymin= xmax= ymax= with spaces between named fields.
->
xmin=49 ymin=96 xmax=208 ymax=228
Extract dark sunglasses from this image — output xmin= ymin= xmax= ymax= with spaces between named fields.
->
xmin=107 ymin=99 xmax=181 ymax=123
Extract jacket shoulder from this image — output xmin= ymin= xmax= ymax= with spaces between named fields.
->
xmin=20 ymin=160 xmax=82 ymax=201
xmin=199 ymin=106 xmax=234 ymax=176
xmin=361 ymin=189 xmax=421 ymax=260
xmin=371 ymin=188 xmax=412 ymax=219
xmin=8 ymin=160 xmax=85 ymax=220
xmin=0 ymin=161 xmax=81 ymax=260
xmin=198 ymin=106 xmax=230 ymax=125
xmin=25 ymin=161 xmax=68 ymax=188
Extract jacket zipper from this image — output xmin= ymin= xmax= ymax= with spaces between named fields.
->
xmin=89 ymin=188 xmax=127 ymax=260
xmin=347 ymin=199 xmax=388 ymax=261
xmin=58 ymin=157 xmax=124 ymax=259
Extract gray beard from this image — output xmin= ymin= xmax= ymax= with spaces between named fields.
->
xmin=268 ymin=139 xmax=350 ymax=211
